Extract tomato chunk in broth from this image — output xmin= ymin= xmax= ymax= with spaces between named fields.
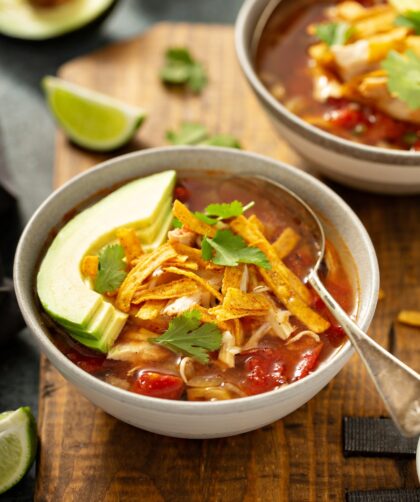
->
xmin=50 ymin=175 xmax=355 ymax=401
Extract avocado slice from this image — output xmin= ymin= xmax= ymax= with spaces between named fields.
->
xmin=0 ymin=0 xmax=118 ymax=41
xmin=37 ymin=170 xmax=176 ymax=352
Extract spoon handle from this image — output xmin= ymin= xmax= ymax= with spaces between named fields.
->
xmin=309 ymin=273 xmax=420 ymax=437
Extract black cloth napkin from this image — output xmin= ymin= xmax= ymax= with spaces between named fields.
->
xmin=0 ymin=137 xmax=25 ymax=346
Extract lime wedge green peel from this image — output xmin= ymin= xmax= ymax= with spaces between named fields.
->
xmin=0 ymin=407 xmax=37 ymax=495
xmin=43 ymin=76 xmax=147 ymax=152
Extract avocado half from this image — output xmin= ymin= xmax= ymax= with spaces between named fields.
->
xmin=0 ymin=0 xmax=118 ymax=41
xmin=37 ymin=170 xmax=176 ymax=353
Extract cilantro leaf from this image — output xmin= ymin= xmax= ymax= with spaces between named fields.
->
xmin=166 ymin=122 xmax=242 ymax=150
xmin=205 ymin=201 xmax=246 ymax=219
xmin=188 ymin=63 xmax=208 ymax=93
xmin=201 ymin=236 xmax=214 ymax=261
xmin=200 ymin=134 xmax=242 ymax=149
xmin=194 ymin=212 xmax=219 ymax=225
xmin=395 ymin=11 xmax=420 ymax=34
xmin=382 ymin=50 xmax=420 ymax=109
xmin=166 ymin=122 xmax=209 ymax=145
xmin=94 ymin=244 xmax=127 ymax=294
xmin=315 ymin=22 xmax=354 ymax=46
xmin=202 ymin=229 xmax=271 ymax=269
xmin=160 ymin=47 xmax=208 ymax=93
xmin=151 ymin=310 xmax=222 ymax=364
xmin=194 ymin=200 xmax=254 ymax=225
xmin=172 ymin=217 xmax=183 ymax=228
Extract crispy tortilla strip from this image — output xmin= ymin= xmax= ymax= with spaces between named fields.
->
xmin=223 ymin=287 xmax=272 ymax=312
xmin=327 ymin=2 xmax=391 ymax=23
xmin=260 ymin=266 xmax=329 ymax=333
xmin=116 ymin=243 xmax=177 ymax=312
xmin=231 ymin=215 xmax=311 ymax=304
xmin=273 ymin=227 xmax=301 ymax=259
xmin=163 ymin=266 xmax=223 ymax=302
xmin=397 ymin=310 xmax=420 ymax=327
xmin=222 ymin=265 xmax=243 ymax=295
xmin=209 ymin=306 xmax=267 ymax=321
xmin=231 ymin=220 xmax=328 ymax=332
xmin=172 ymin=200 xmax=216 ymax=237
xmin=137 ymin=300 xmax=167 ymax=320
xmin=192 ymin=305 xmax=231 ymax=331
xmin=248 ymin=214 xmax=266 ymax=235
xmin=165 ymin=260 xmax=199 ymax=271
xmin=133 ymin=278 xmax=202 ymax=304
xmin=81 ymin=255 xmax=98 ymax=278
xmin=116 ymin=227 xmax=143 ymax=264
xmin=170 ymin=242 xmax=222 ymax=269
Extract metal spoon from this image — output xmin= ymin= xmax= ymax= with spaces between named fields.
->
xmin=245 ymin=175 xmax=420 ymax=437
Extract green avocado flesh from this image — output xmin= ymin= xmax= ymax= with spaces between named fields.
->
xmin=37 ymin=170 xmax=176 ymax=353
xmin=0 ymin=0 xmax=116 ymax=41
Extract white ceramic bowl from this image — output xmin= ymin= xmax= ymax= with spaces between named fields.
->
xmin=14 ymin=147 xmax=379 ymax=438
xmin=235 ymin=0 xmax=420 ymax=194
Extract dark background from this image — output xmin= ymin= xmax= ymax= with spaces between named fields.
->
xmin=0 ymin=1 xmax=243 ymax=499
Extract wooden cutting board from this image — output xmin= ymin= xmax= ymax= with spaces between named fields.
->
xmin=36 ymin=23 xmax=420 ymax=501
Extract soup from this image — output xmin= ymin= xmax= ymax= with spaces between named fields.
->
xmin=256 ymin=0 xmax=420 ymax=150
xmin=38 ymin=172 xmax=355 ymax=401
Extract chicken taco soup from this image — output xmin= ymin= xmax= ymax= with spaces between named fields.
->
xmin=37 ymin=170 xmax=356 ymax=401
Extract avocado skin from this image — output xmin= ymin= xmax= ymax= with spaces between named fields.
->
xmin=0 ymin=0 xmax=120 ymax=42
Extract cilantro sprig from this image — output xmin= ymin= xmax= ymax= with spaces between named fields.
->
xmin=314 ymin=22 xmax=354 ymax=46
xmin=94 ymin=244 xmax=127 ymax=294
xmin=160 ymin=48 xmax=208 ymax=93
xmin=194 ymin=200 xmax=254 ymax=226
xmin=151 ymin=310 xmax=222 ymax=364
xmin=166 ymin=122 xmax=241 ymax=149
xmin=202 ymin=229 xmax=271 ymax=269
xmin=382 ymin=50 xmax=420 ymax=109
xmin=395 ymin=11 xmax=420 ymax=34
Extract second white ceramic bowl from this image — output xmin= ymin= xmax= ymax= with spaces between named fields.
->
xmin=235 ymin=0 xmax=420 ymax=194
xmin=14 ymin=147 xmax=379 ymax=438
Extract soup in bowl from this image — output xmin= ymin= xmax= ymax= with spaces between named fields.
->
xmin=235 ymin=0 xmax=420 ymax=193
xmin=14 ymin=147 xmax=379 ymax=437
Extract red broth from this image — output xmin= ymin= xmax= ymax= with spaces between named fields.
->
xmin=47 ymin=174 xmax=356 ymax=401
xmin=256 ymin=0 xmax=420 ymax=151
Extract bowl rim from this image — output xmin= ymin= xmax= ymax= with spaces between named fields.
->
xmin=14 ymin=146 xmax=379 ymax=415
xmin=235 ymin=0 xmax=420 ymax=166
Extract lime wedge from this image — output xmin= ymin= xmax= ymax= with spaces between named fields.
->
xmin=389 ymin=0 xmax=420 ymax=12
xmin=0 ymin=407 xmax=37 ymax=495
xmin=43 ymin=76 xmax=147 ymax=152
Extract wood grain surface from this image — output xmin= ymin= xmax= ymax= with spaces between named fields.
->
xmin=36 ymin=23 xmax=420 ymax=501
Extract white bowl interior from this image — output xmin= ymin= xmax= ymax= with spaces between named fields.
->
xmin=14 ymin=147 xmax=379 ymax=437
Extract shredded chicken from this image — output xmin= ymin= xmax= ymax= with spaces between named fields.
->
xmin=286 ymin=330 xmax=321 ymax=345
xmin=163 ymin=293 xmax=202 ymax=316
xmin=167 ymin=227 xmax=197 ymax=246
xmin=218 ymin=331 xmax=241 ymax=368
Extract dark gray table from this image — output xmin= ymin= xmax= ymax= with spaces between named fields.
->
xmin=0 ymin=1 xmax=243 ymax=498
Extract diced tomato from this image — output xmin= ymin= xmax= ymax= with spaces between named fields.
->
xmin=132 ymin=371 xmax=185 ymax=400
xmin=67 ymin=350 xmax=105 ymax=374
xmin=239 ymin=348 xmax=287 ymax=395
xmin=413 ymin=140 xmax=420 ymax=151
xmin=327 ymin=107 xmax=364 ymax=130
xmin=364 ymin=113 xmax=406 ymax=143
xmin=174 ymin=185 xmax=190 ymax=203
xmin=291 ymin=343 xmax=323 ymax=381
